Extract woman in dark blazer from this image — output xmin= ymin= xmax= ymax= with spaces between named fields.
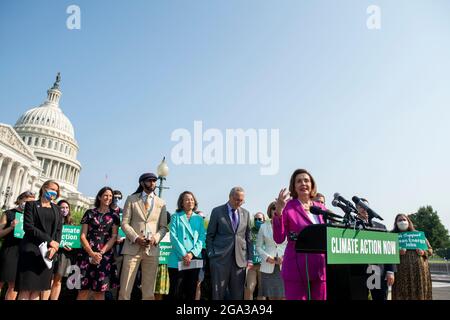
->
xmin=15 ymin=180 xmax=62 ymax=300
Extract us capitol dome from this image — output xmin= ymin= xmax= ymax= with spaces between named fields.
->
xmin=0 ymin=73 xmax=94 ymax=211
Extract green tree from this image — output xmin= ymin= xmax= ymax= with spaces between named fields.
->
xmin=409 ymin=206 xmax=450 ymax=250
xmin=71 ymin=207 xmax=85 ymax=225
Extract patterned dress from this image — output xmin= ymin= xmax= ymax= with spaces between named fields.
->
xmin=154 ymin=264 xmax=170 ymax=295
xmin=77 ymin=208 xmax=120 ymax=292
xmin=392 ymin=250 xmax=433 ymax=300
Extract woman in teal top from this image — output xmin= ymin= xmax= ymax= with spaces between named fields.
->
xmin=168 ymin=191 xmax=206 ymax=300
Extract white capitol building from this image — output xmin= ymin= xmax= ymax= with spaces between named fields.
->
xmin=0 ymin=73 xmax=94 ymax=211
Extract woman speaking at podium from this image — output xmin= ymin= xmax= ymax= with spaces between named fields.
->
xmin=273 ymin=169 xmax=327 ymax=300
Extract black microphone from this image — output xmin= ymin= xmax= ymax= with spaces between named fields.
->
xmin=333 ymin=193 xmax=357 ymax=211
xmin=332 ymin=199 xmax=356 ymax=224
xmin=332 ymin=199 xmax=357 ymax=214
xmin=310 ymin=206 xmax=343 ymax=219
xmin=352 ymin=196 xmax=384 ymax=221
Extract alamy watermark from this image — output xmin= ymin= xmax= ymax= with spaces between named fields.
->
xmin=170 ymin=121 xmax=280 ymax=175
xmin=367 ymin=5 xmax=381 ymax=30
xmin=66 ymin=5 xmax=81 ymax=30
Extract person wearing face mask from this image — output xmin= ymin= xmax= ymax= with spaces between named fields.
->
xmin=15 ymin=181 xmax=62 ymax=300
xmin=119 ymin=173 xmax=169 ymax=300
xmin=354 ymin=198 xmax=396 ymax=301
xmin=108 ymin=190 xmax=124 ymax=300
xmin=256 ymin=202 xmax=287 ymax=300
xmin=48 ymin=200 xmax=76 ymax=300
xmin=195 ymin=211 xmax=210 ymax=300
xmin=273 ymin=169 xmax=327 ymax=300
xmin=244 ymin=212 xmax=265 ymax=300
xmin=0 ymin=191 xmax=35 ymax=300
xmin=391 ymin=214 xmax=433 ymax=300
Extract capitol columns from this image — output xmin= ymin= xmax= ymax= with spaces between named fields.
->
xmin=0 ymin=154 xmax=5 ymax=174
xmin=63 ymin=164 xmax=69 ymax=182
xmin=30 ymin=176 xmax=38 ymax=194
xmin=10 ymin=164 xmax=23 ymax=206
xmin=0 ymin=157 xmax=14 ymax=204
xmin=20 ymin=167 xmax=30 ymax=193
xmin=46 ymin=159 xmax=53 ymax=177
xmin=0 ymin=154 xmax=4 ymax=198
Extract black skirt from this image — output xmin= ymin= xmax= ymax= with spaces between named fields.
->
xmin=15 ymin=249 xmax=54 ymax=291
xmin=0 ymin=243 xmax=20 ymax=282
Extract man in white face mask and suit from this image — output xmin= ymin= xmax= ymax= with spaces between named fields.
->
xmin=119 ymin=173 xmax=169 ymax=300
xmin=356 ymin=198 xmax=396 ymax=301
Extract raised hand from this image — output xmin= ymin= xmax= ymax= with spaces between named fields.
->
xmin=275 ymin=188 xmax=290 ymax=216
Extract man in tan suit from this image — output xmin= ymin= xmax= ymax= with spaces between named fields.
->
xmin=119 ymin=173 xmax=169 ymax=300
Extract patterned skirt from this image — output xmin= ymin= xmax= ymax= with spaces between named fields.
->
xmin=154 ymin=264 xmax=170 ymax=295
xmin=392 ymin=251 xmax=432 ymax=300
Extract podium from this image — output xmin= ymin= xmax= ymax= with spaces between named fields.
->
xmin=295 ymin=224 xmax=399 ymax=300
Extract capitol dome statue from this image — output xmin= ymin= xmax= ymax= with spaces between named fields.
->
xmin=0 ymin=73 xmax=93 ymax=211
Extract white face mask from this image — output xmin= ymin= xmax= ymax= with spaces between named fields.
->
xmin=397 ymin=220 xmax=409 ymax=231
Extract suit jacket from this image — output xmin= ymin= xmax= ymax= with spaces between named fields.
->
xmin=121 ymin=193 xmax=168 ymax=256
xmin=22 ymin=200 xmax=62 ymax=255
xmin=368 ymin=220 xmax=397 ymax=275
xmin=206 ymin=203 xmax=253 ymax=268
xmin=273 ymin=199 xmax=327 ymax=282
xmin=168 ymin=211 xmax=206 ymax=269
xmin=256 ymin=221 xmax=287 ymax=274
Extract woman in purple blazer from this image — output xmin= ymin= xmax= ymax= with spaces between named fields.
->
xmin=272 ymin=169 xmax=327 ymax=300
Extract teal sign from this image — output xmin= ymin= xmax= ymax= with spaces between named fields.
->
xmin=15 ymin=213 xmax=81 ymax=249
xmin=159 ymin=241 xmax=172 ymax=264
xmin=13 ymin=212 xmax=24 ymax=239
xmin=398 ymin=231 xmax=428 ymax=250
xmin=327 ymin=227 xmax=400 ymax=264
xmin=60 ymin=225 xmax=81 ymax=249
xmin=118 ymin=213 xmax=126 ymax=239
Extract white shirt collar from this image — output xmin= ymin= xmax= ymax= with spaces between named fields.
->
xmin=141 ymin=191 xmax=155 ymax=200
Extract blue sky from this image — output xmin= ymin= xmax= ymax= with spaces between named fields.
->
xmin=1 ymin=0 xmax=449 ymax=229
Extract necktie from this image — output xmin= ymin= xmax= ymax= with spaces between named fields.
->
xmin=144 ymin=194 xmax=152 ymax=212
xmin=231 ymin=209 xmax=238 ymax=231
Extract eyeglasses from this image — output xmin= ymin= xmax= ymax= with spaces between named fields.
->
xmin=255 ymin=218 xmax=263 ymax=222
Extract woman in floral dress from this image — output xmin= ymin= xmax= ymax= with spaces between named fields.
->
xmin=77 ymin=187 xmax=120 ymax=300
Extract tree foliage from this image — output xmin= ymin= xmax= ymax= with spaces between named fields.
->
xmin=409 ymin=206 xmax=450 ymax=250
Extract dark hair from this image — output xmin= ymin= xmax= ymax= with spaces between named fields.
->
xmin=113 ymin=190 xmax=123 ymax=199
xmin=176 ymin=191 xmax=199 ymax=213
xmin=15 ymin=190 xmax=35 ymax=205
xmin=94 ymin=187 xmax=114 ymax=209
xmin=133 ymin=182 xmax=156 ymax=195
xmin=39 ymin=180 xmax=60 ymax=201
xmin=267 ymin=201 xmax=276 ymax=219
xmin=392 ymin=214 xmax=416 ymax=233
xmin=167 ymin=211 xmax=172 ymax=225
xmin=57 ymin=199 xmax=74 ymax=225
xmin=289 ymin=169 xmax=317 ymax=200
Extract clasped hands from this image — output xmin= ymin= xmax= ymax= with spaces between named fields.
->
xmin=47 ymin=240 xmax=60 ymax=260
xmin=136 ymin=234 xmax=157 ymax=247
xmin=400 ymin=248 xmax=427 ymax=256
xmin=266 ymin=256 xmax=283 ymax=265
xmin=183 ymin=252 xmax=194 ymax=266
